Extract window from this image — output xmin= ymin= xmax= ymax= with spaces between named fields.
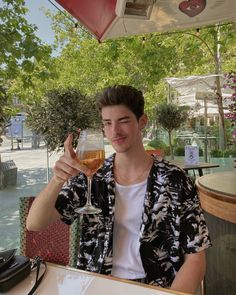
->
xmin=124 ymin=0 xmax=154 ymax=18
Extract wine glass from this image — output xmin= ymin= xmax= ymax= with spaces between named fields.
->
xmin=75 ymin=129 xmax=105 ymax=214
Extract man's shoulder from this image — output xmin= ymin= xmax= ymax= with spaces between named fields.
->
xmin=151 ymin=158 xmax=191 ymax=185
xmin=152 ymin=158 xmax=183 ymax=173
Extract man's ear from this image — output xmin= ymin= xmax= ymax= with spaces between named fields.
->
xmin=139 ymin=114 xmax=148 ymax=130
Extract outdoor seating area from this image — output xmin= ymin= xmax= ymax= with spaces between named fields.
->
xmin=0 ymin=0 xmax=236 ymax=295
xmin=0 ymin=129 xmax=236 ymax=295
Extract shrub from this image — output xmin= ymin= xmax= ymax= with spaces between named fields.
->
xmin=210 ymin=149 xmax=236 ymax=157
xmin=147 ymin=138 xmax=167 ymax=149
xmin=174 ymin=146 xmax=185 ymax=156
xmin=199 ymin=147 xmax=203 ymax=156
xmin=163 ymin=146 xmax=170 ymax=156
xmin=174 ymin=146 xmax=203 ymax=156
xmin=210 ymin=149 xmax=224 ymax=157
xmin=223 ymin=149 xmax=236 ymax=157
xmin=146 ymin=138 xmax=171 ymax=156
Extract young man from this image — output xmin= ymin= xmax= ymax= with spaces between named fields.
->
xmin=27 ymin=85 xmax=211 ymax=294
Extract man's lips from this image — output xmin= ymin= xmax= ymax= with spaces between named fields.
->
xmin=112 ymin=136 xmax=126 ymax=145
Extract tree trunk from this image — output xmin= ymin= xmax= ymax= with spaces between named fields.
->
xmin=214 ymin=26 xmax=226 ymax=150
xmin=169 ymin=130 xmax=174 ymax=160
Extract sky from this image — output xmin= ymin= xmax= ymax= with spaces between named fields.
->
xmin=24 ymin=0 xmax=57 ymax=45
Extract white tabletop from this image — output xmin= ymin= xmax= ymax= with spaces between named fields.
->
xmin=4 ymin=263 xmax=188 ymax=295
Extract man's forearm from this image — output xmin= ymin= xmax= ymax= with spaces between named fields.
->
xmin=170 ymin=251 xmax=206 ymax=294
xmin=26 ymin=176 xmax=64 ymax=231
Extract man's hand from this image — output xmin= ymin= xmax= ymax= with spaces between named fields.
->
xmin=53 ymin=134 xmax=91 ymax=184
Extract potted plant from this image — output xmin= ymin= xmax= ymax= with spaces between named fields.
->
xmin=156 ymin=103 xmax=189 ymax=160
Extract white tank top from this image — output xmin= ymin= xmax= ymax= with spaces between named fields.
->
xmin=111 ymin=179 xmax=147 ymax=279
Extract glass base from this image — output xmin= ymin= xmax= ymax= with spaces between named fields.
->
xmin=76 ymin=205 xmax=102 ymax=215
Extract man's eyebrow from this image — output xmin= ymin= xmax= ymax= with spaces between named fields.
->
xmin=118 ymin=116 xmax=130 ymax=121
xmin=102 ymin=116 xmax=130 ymax=122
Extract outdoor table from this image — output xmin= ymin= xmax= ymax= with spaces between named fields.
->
xmin=196 ymin=171 xmax=236 ymax=223
xmin=171 ymin=161 xmax=220 ymax=177
xmin=6 ymin=263 xmax=189 ymax=295
xmin=196 ymin=171 xmax=236 ymax=295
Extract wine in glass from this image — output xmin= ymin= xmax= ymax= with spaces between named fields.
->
xmin=75 ymin=129 xmax=105 ymax=214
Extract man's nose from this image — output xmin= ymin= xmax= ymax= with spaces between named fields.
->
xmin=111 ymin=122 xmax=120 ymax=135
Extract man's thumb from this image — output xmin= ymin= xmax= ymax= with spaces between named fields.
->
xmin=64 ymin=134 xmax=75 ymax=158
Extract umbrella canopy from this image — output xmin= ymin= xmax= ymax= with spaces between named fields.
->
xmin=54 ymin=0 xmax=236 ymax=41
xmin=165 ymin=74 xmax=232 ymax=115
xmin=165 ymin=74 xmax=233 ymax=97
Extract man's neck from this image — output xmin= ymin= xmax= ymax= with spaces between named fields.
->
xmin=114 ymin=148 xmax=153 ymax=185
xmin=115 ymin=147 xmax=147 ymax=167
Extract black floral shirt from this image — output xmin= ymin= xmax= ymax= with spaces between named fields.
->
xmin=55 ymin=154 xmax=211 ymax=288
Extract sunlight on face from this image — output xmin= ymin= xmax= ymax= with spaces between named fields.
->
xmin=101 ymin=105 xmax=147 ymax=153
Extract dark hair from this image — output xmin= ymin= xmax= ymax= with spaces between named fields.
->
xmin=96 ymin=85 xmax=144 ymax=120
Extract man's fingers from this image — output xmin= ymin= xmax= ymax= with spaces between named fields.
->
xmin=55 ymin=153 xmax=92 ymax=178
xmin=59 ymin=133 xmax=93 ymax=176
xmin=64 ymin=134 xmax=75 ymax=158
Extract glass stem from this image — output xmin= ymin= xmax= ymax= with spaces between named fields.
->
xmin=86 ymin=176 xmax=92 ymax=207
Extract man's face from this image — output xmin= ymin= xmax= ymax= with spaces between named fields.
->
xmin=101 ymin=104 xmax=147 ymax=153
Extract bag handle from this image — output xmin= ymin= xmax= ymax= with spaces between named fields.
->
xmin=28 ymin=256 xmax=47 ymax=295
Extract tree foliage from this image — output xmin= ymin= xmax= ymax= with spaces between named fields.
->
xmin=224 ymin=72 xmax=236 ymax=141
xmin=0 ymin=85 xmax=11 ymax=141
xmin=3 ymin=5 xmax=236 ymax=149
xmin=0 ymin=0 xmax=52 ymax=82
xmin=157 ymin=103 xmax=189 ymax=159
xmin=26 ymin=88 xmax=100 ymax=151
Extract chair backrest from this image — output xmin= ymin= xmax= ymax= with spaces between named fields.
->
xmin=146 ymin=149 xmax=165 ymax=158
xmin=19 ymin=196 xmax=80 ymax=268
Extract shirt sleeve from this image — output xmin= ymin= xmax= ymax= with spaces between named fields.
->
xmin=180 ymin=174 xmax=212 ymax=253
xmin=55 ymin=174 xmax=87 ymax=224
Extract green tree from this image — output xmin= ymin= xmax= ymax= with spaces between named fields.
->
xmin=224 ymin=72 xmax=236 ymax=142
xmin=8 ymin=9 xmax=236 ymax=142
xmin=0 ymin=0 xmax=53 ymax=125
xmin=177 ymin=25 xmax=236 ymax=149
xmin=0 ymin=0 xmax=56 ymax=155
xmin=157 ymin=103 xmax=189 ymax=159
xmin=0 ymin=86 xmax=11 ymax=143
xmin=26 ymin=88 xmax=100 ymax=151
xmin=0 ymin=0 xmax=52 ymax=80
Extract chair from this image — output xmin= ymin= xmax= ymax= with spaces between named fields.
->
xmin=146 ymin=149 xmax=165 ymax=158
xmin=19 ymin=196 xmax=80 ymax=268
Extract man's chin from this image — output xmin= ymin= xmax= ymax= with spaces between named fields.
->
xmin=112 ymin=145 xmax=129 ymax=154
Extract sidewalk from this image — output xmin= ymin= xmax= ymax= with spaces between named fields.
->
xmin=0 ymin=137 xmax=114 ymax=251
xmin=0 ymin=139 xmax=57 ymax=251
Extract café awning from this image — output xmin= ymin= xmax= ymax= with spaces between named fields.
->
xmin=165 ymin=74 xmax=232 ymax=115
xmin=54 ymin=0 xmax=236 ymax=41
xmin=165 ymin=74 xmax=226 ymax=96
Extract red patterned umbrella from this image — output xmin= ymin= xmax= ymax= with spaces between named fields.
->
xmin=54 ymin=0 xmax=236 ymax=41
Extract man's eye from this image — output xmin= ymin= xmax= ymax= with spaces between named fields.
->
xmin=103 ymin=122 xmax=111 ymax=127
xmin=120 ymin=120 xmax=129 ymax=123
